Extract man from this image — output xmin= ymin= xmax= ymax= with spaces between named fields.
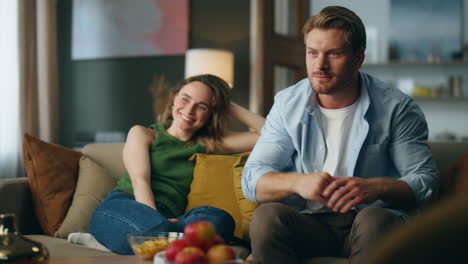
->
xmin=242 ymin=6 xmax=438 ymax=264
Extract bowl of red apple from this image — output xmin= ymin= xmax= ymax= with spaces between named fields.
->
xmin=153 ymin=221 xmax=243 ymax=264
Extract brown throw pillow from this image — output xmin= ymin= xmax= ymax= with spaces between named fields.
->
xmin=23 ymin=133 xmax=82 ymax=235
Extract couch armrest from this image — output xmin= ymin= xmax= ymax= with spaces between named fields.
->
xmin=0 ymin=177 xmax=41 ymax=234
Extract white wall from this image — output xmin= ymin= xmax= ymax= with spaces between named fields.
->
xmin=310 ymin=0 xmax=468 ymax=141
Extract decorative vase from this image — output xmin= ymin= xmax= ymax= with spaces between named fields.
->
xmin=0 ymin=213 xmax=49 ymax=263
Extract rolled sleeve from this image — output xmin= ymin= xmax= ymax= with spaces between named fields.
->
xmin=241 ymin=98 xmax=296 ymax=203
xmin=242 ymin=162 xmax=276 ymax=203
xmin=391 ymin=100 xmax=439 ymax=205
xmin=394 ymin=140 xmax=439 ymax=205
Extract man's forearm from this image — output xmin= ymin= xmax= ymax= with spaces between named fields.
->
xmin=255 ymin=171 xmax=298 ymax=203
xmin=256 ymin=171 xmax=335 ymax=204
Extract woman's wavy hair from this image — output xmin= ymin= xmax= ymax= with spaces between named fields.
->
xmin=158 ymin=74 xmax=231 ymax=152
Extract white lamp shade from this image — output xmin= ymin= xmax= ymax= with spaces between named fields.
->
xmin=184 ymin=48 xmax=234 ymax=87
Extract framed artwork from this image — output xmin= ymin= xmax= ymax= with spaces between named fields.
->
xmin=72 ymin=0 xmax=189 ymax=60
xmin=389 ymin=0 xmax=463 ymax=62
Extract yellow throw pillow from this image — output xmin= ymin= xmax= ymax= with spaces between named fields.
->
xmin=232 ymin=152 xmax=259 ymax=240
xmin=187 ymin=154 xmax=243 ymax=238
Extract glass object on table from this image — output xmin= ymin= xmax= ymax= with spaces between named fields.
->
xmin=0 ymin=213 xmax=49 ymax=263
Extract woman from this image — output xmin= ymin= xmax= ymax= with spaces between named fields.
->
xmin=90 ymin=74 xmax=265 ymax=254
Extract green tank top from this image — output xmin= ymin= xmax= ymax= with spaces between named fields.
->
xmin=115 ymin=123 xmax=205 ymax=216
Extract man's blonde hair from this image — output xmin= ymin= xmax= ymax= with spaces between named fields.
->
xmin=302 ymin=6 xmax=366 ymax=52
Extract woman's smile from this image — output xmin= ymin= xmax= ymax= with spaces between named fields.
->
xmin=167 ymin=81 xmax=213 ymax=140
xmin=179 ymin=111 xmax=195 ymax=122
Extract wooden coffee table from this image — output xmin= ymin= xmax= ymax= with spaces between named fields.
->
xmin=49 ymin=255 xmax=150 ymax=264
xmin=49 ymin=255 xmax=251 ymax=264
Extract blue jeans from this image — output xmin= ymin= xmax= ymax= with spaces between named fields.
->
xmin=90 ymin=190 xmax=235 ymax=254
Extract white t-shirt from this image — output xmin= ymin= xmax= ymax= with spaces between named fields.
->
xmin=304 ymin=100 xmax=358 ymax=213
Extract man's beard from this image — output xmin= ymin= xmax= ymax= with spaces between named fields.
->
xmin=310 ymin=71 xmax=353 ymax=95
xmin=310 ymin=71 xmax=338 ymax=95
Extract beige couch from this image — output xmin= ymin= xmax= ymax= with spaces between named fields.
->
xmin=1 ymin=141 xmax=467 ymax=263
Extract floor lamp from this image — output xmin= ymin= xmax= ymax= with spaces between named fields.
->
xmin=184 ymin=48 xmax=234 ymax=88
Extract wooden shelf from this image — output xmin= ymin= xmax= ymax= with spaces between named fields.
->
xmin=362 ymin=60 xmax=468 ymax=67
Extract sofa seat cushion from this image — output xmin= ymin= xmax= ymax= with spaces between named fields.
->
xmin=25 ymin=235 xmax=117 ymax=258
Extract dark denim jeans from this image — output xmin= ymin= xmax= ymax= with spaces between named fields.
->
xmin=90 ymin=190 xmax=235 ymax=254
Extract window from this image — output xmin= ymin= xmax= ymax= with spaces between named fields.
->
xmin=0 ymin=1 xmax=21 ymax=178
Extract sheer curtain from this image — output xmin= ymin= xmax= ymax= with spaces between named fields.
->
xmin=0 ymin=1 xmax=21 ymax=179
xmin=0 ymin=0 xmax=58 ymax=179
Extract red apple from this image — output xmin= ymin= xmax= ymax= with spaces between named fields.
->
xmin=165 ymin=239 xmax=189 ymax=262
xmin=206 ymin=244 xmax=236 ymax=264
xmin=184 ymin=221 xmax=216 ymax=251
xmin=174 ymin=246 xmax=206 ymax=264
xmin=213 ymin=235 xmax=225 ymax=245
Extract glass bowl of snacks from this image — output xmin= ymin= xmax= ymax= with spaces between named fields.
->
xmin=128 ymin=232 xmax=184 ymax=260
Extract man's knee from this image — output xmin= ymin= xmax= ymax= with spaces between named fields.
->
xmin=251 ymin=203 xmax=291 ymax=224
xmin=250 ymin=203 xmax=292 ymax=239
xmin=354 ymin=207 xmax=405 ymax=235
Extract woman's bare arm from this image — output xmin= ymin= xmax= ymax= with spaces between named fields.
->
xmin=122 ymin=125 xmax=157 ymax=209
xmin=220 ymin=102 xmax=265 ymax=154
xmin=228 ymin=102 xmax=265 ymax=133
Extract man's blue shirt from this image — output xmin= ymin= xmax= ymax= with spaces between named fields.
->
xmin=242 ymin=72 xmax=439 ymax=212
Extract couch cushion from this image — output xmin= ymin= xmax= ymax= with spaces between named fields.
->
xmin=429 ymin=141 xmax=468 ymax=172
xmin=55 ymin=156 xmax=118 ymax=238
xmin=82 ymin=143 xmax=126 ymax=180
xmin=232 ymin=152 xmax=259 ymax=239
xmin=186 ymin=153 xmax=260 ymax=240
xmin=186 ymin=154 xmax=243 ymax=238
xmin=439 ymin=154 xmax=468 ymax=198
xmin=23 ymin=134 xmax=82 ymax=236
